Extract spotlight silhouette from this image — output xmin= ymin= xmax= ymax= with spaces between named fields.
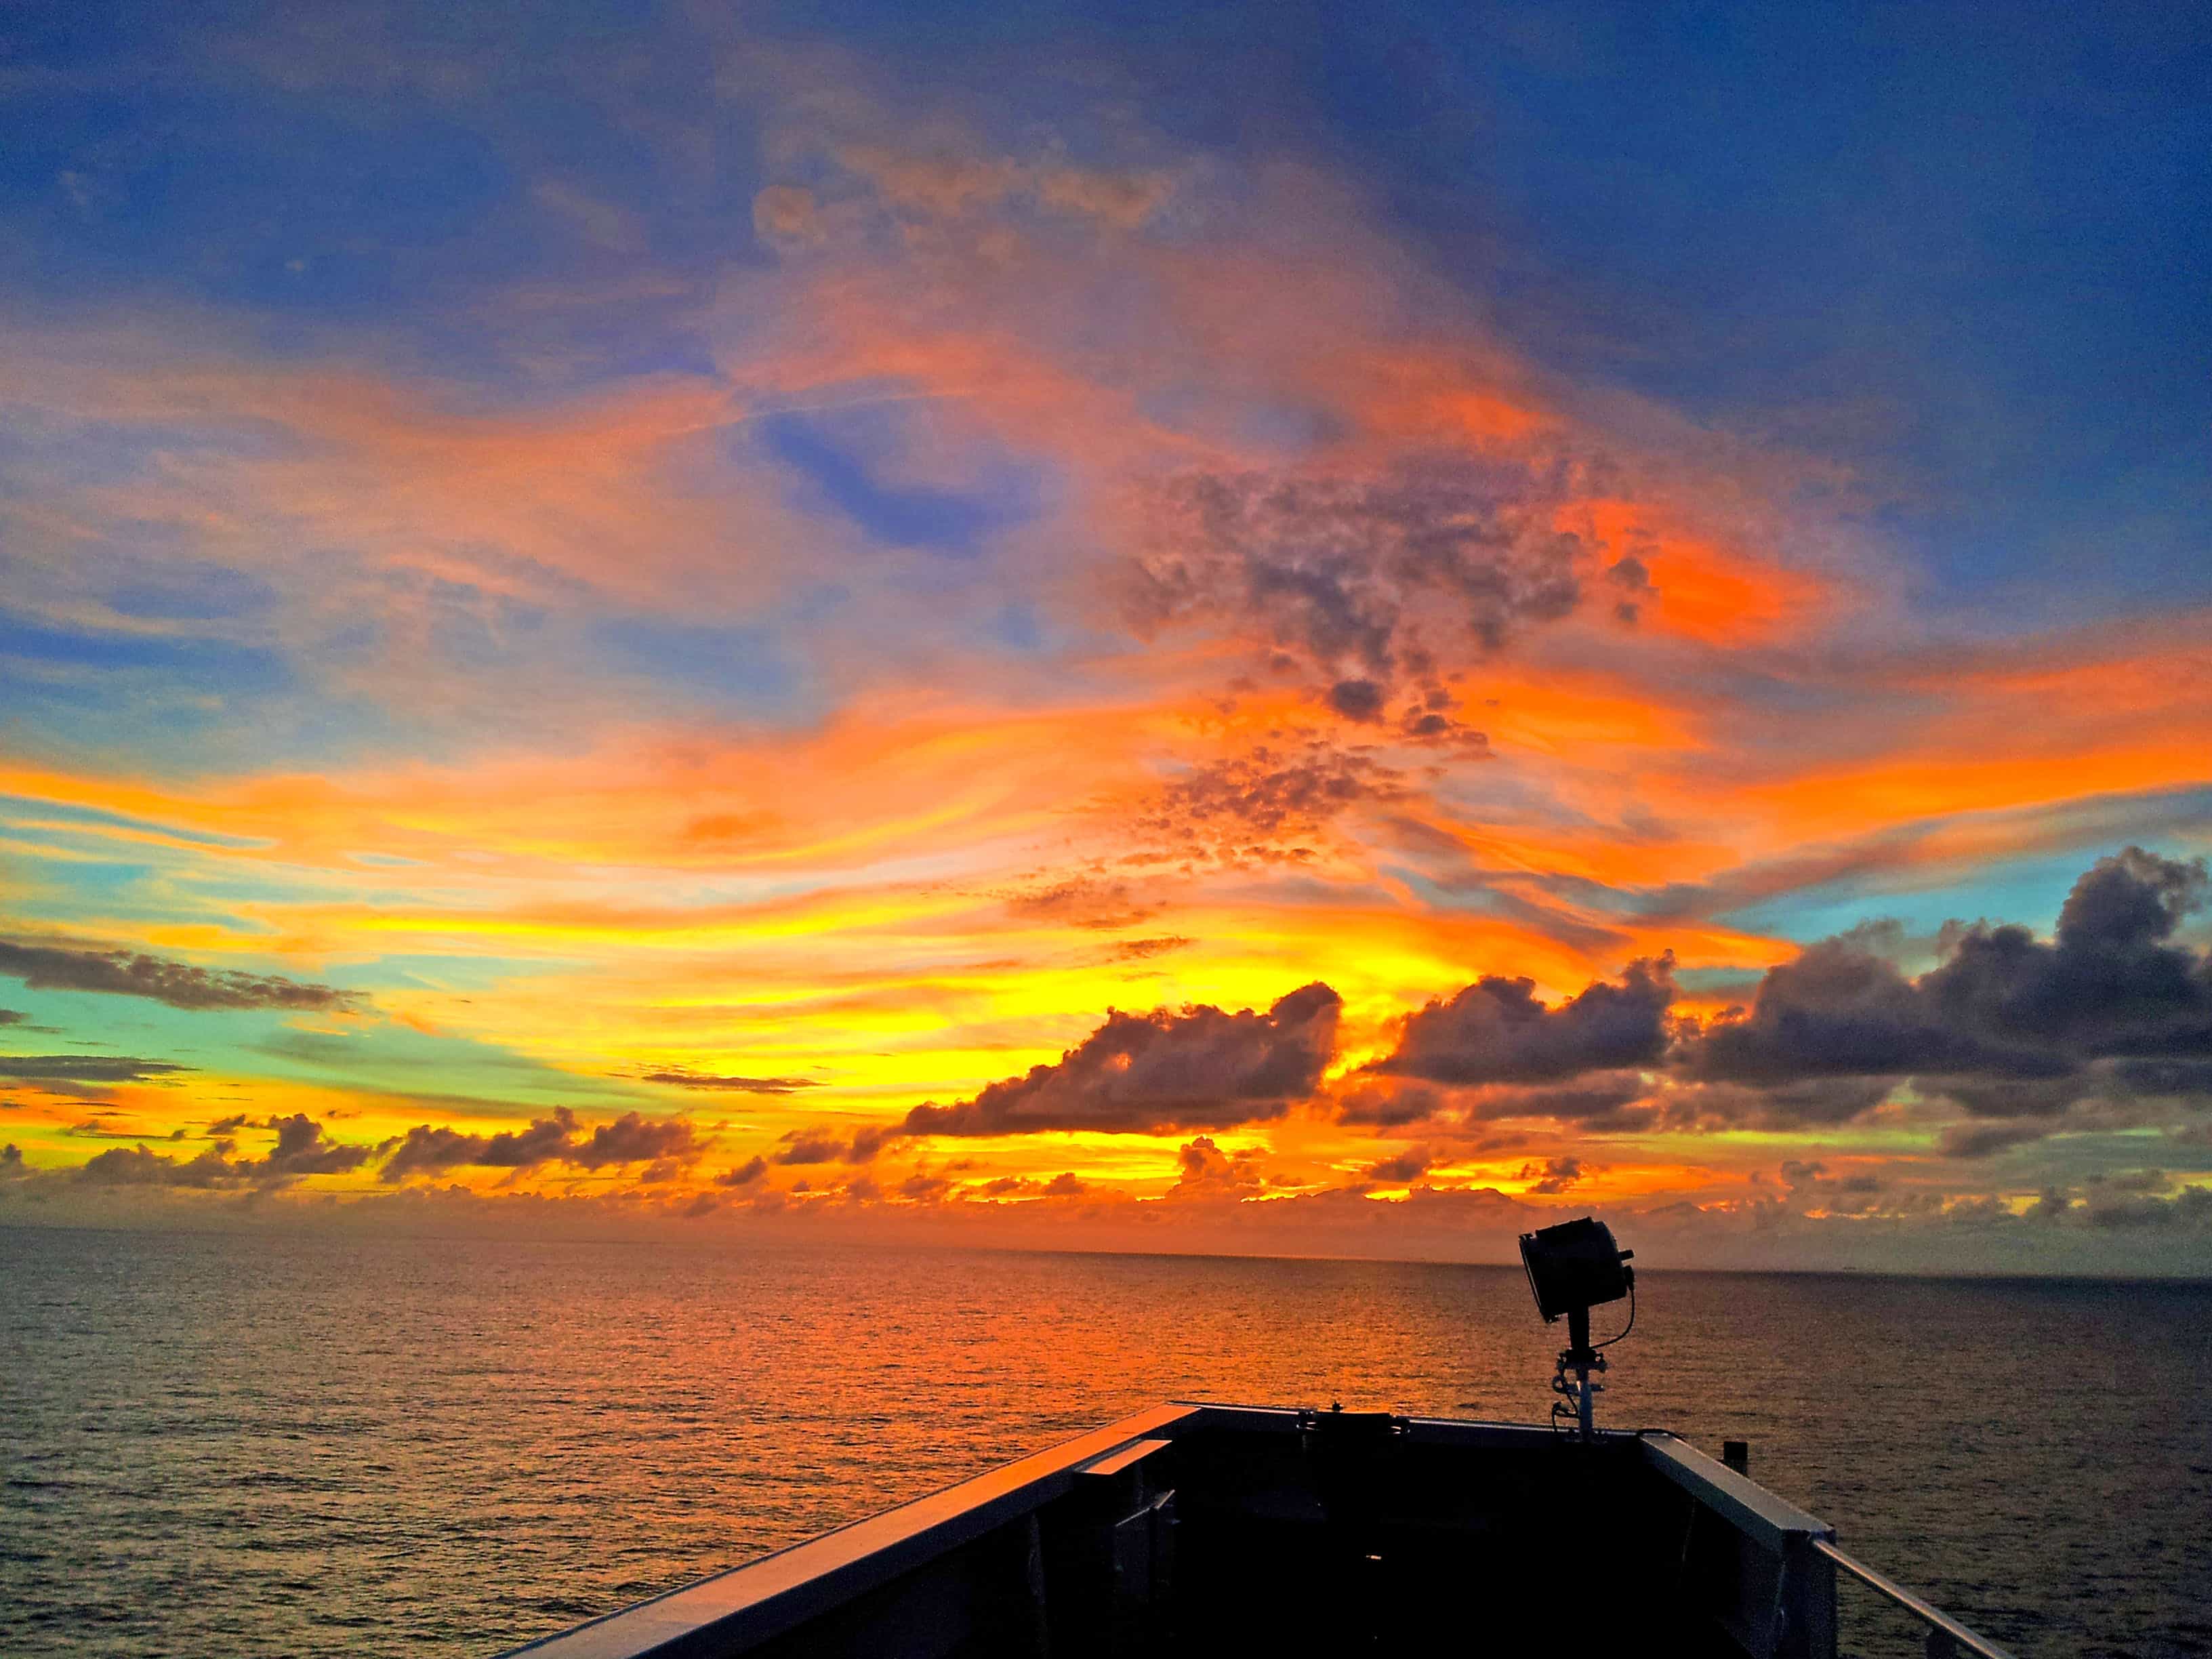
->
xmin=1518 ymin=1216 xmax=1635 ymax=1442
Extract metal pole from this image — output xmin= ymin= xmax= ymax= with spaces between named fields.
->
xmin=1568 ymin=1308 xmax=1595 ymax=1442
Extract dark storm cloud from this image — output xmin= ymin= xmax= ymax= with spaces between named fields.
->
xmin=0 ymin=1054 xmax=189 ymax=1082
xmin=1326 ymin=848 xmax=2212 ymax=1141
xmin=2114 ymin=1059 xmax=2212 ymax=1097
xmin=1660 ymin=1075 xmax=1896 ymax=1130
xmin=636 ymin=1067 xmax=821 ymax=1094
xmin=0 ymin=940 xmax=359 ymax=1012
xmin=1332 ymin=1080 xmax=1443 ymax=1127
xmin=1918 ymin=846 xmax=2211 ymax=1057
xmin=1374 ymin=957 xmax=1673 ymax=1086
xmin=1690 ymin=939 xmax=2058 ymax=1086
xmin=1924 ymin=1076 xmax=2088 ymax=1120
xmin=903 ymin=982 xmax=1341 ymax=1136
xmin=1687 ymin=849 xmax=2212 ymax=1122
xmin=1466 ymin=1071 xmax=1656 ymax=1125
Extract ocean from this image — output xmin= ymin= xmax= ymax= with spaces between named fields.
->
xmin=1 ymin=1225 xmax=2207 ymax=1658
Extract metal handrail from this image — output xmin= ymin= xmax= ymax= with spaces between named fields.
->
xmin=1813 ymin=1538 xmax=2018 ymax=1659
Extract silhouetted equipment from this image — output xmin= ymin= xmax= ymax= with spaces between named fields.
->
xmin=1520 ymin=1214 xmax=1636 ymax=1441
xmin=1519 ymin=1214 xmax=1634 ymax=1322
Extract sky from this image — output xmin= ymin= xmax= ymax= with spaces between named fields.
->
xmin=2 ymin=0 xmax=2209 ymax=1273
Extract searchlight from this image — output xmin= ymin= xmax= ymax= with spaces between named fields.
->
xmin=1517 ymin=1216 xmax=1635 ymax=1442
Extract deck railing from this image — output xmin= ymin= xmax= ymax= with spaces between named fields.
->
xmin=1812 ymin=1538 xmax=2018 ymax=1659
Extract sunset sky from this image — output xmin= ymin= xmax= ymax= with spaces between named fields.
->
xmin=3 ymin=0 xmax=2209 ymax=1272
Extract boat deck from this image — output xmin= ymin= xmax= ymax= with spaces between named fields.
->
xmin=503 ymin=1402 xmax=1889 ymax=1659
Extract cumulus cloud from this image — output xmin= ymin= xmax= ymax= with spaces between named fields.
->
xmin=1333 ymin=1080 xmax=1444 ymax=1127
xmin=1374 ymin=957 xmax=1674 ymax=1086
xmin=1326 ymin=849 xmax=2212 ymax=1151
xmin=571 ymin=1112 xmax=699 ymax=1167
xmin=77 ymin=1144 xmax=245 ymax=1187
xmin=58 ymin=1113 xmax=375 ymax=1188
xmin=977 ymin=1170 xmax=1092 ymax=1198
xmin=0 ymin=941 xmax=359 ymax=1012
xmin=2029 ymin=1174 xmax=2212 ymax=1230
xmin=1168 ymin=1134 xmax=1267 ymax=1198
xmin=1366 ymin=1145 xmax=1433 ymax=1183
xmin=1689 ymin=849 xmax=2212 ymax=1124
xmin=253 ymin=1113 xmax=375 ymax=1176
xmin=1517 ymin=1155 xmax=1584 ymax=1195
xmin=716 ymin=1156 xmax=769 ymax=1187
xmin=1689 ymin=940 xmax=2048 ymax=1085
xmin=773 ymin=1124 xmax=893 ymax=1164
xmin=379 ymin=1107 xmax=703 ymax=1182
xmin=903 ymin=983 xmax=1340 ymax=1136
xmin=772 ymin=1133 xmax=843 ymax=1166
xmin=1919 ymin=846 xmax=2210 ymax=1058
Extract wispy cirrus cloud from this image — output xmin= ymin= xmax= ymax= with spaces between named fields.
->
xmin=0 ymin=1054 xmax=190 ymax=1083
xmin=0 ymin=3 xmax=2207 ymax=1271
xmin=635 ymin=1068 xmax=822 ymax=1094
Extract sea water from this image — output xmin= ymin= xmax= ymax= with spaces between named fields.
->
xmin=2 ymin=1226 xmax=2207 ymax=1657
